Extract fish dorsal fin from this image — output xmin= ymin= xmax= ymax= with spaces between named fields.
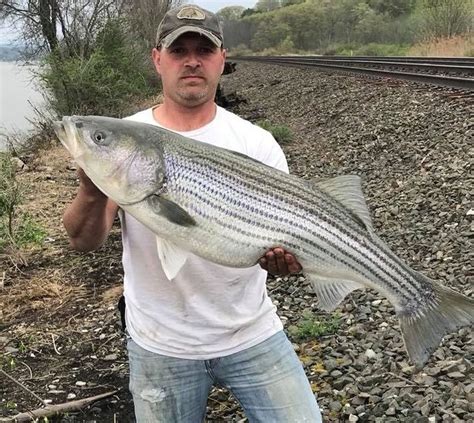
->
xmin=156 ymin=237 xmax=189 ymax=280
xmin=313 ymin=175 xmax=373 ymax=232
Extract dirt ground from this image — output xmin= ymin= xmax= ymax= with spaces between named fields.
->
xmin=1 ymin=142 xmax=137 ymax=421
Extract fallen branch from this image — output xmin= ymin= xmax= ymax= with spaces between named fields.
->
xmin=0 ymin=390 xmax=118 ymax=423
xmin=0 ymin=369 xmax=46 ymax=405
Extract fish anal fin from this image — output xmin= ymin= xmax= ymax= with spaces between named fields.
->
xmin=307 ymin=271 xmax=365 ymax=312
xmin=398 ymin=273 xmax=474 ymax=371
xmin=156 ymin=237 xmax=189 ymax=280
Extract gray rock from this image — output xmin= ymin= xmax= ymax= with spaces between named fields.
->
xmin=329 ymin=400 xmax=342 ymax=412
xmin=332 ymin=376 xmax=354 ymax=390
xmin=414 ymin=373 xmax=437 ymax=386
xmin=447 ymin=371 xmax=465 ymax=379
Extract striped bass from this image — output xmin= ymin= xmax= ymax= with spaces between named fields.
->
xmin=54 ymin=115 xmax=473 ymax=370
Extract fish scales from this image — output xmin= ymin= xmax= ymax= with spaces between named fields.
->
xmin=169 ymin=141 xmax=418 ymax=286
xmin=163 ymin=140 xmax=420 ymax=302
xmin=54 ymin=115 xmax=474 ymax=369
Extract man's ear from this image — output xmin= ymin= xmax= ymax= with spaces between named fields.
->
xmin=220 ymin=48 xmax=227 ymax=74
xmin=152 ymin=48 xmax=162 ymax=75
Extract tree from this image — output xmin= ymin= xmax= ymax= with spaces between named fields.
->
xmin=419 ymin=0 xmax=473 ymax=38
xmin=40 ymin=19 xmax=155 ymax=117
xmin=217 ymin=6 xmax=249 ymax=49
xmin=0 ymin=0 xmax=181 ymax=55
xmin=0 ymin=0 xmax=128 ymax=56
xmin=122 ymin=0 xmax=182 ymax=49
xmin=368 ymin=0 xmax=416 ymax=17
xmin=255 ymin=0 xmax=282 ymax=12
xmin=217 ymin=5 xmax=245 ymax=21
xmin=0 ymin=1 xmax=178 ymax=118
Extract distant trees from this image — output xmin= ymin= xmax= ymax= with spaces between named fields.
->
xmin=419 ymin=0 xmax=473 ymax=38
xmin=255 ymin=0 xmax=283 ymax=12
xmin=215 ymin=0 xmax=472 ymax=54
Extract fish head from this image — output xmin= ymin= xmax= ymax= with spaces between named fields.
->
xmin=53 ymin=116 xmax=166 ymax=205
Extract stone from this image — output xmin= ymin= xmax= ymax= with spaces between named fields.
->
xmin=329 ymin=400 xmax=342 ymax=412
xmin=103 ymin=353 xmax=118 ymax=361
xmin=365 ymin=349 xmax=377 ymax=359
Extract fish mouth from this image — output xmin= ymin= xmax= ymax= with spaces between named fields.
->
xmin=53 ymin=116 xmax=82 ymax=158
xmin=52 ymin=120 xmax=67 ymax=143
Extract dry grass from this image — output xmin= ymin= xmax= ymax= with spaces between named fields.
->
xmin=1 ymin=270 xmax=87 ymax=324
xmin=408 ymin=35 xmax=474 ymax=57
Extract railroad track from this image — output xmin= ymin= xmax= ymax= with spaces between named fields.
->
xmin=231 ymin=56 xmax=474 ymax=90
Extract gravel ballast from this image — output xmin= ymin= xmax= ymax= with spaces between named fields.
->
xmin=219 ymin=62 xmax=473 ymax=422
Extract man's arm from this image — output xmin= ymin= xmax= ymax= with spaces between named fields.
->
xmin=63 ymin=168 xmax=119 ymax=252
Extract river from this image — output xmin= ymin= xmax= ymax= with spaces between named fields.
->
xmin=0 ymin=61 xmax=44 ymax=151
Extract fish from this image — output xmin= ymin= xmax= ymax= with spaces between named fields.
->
xmin=53 ymin=115 xmax=473 ymax=370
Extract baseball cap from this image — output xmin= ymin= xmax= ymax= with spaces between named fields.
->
xmin=156 ymin=4 xmax=224 ymax=49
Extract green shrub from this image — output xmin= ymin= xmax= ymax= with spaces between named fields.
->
xmin=288 ymin=311 xmax=341 ymax=341
xmin=11 ymin=214 xmax=46 ymax=246
xmin=0 ymin=152 xmax=21 ymax=241
xmin=322 ymin=43 xmax=410 ymax=57
xmin=228 ymin=44 xmax=254 ymax=56
xmin=257 ymin=120 xmax=293 ymax=145
xmin=39 ymin=19 xmax=156 ymax=118
xmin=353 ymin=43 xmax=410 ymax=56
xmin=0 ymin=152 xmax=45 ymax=250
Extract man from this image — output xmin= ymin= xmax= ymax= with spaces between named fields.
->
xmin=63 ymin=4 xmax=322 ymax=422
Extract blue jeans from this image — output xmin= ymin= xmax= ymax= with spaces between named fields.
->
xmin=127 ymin=331 xmax=322 ymax=422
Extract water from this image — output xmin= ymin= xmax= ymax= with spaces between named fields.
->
xmin=0 ymin=61 xmax=44 ymax=150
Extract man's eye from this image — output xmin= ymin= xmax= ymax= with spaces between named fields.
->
xmin=199 ymin=47 xmax=214 ymax=54
xmin=170 ymin=47 xmax=185 ymax=54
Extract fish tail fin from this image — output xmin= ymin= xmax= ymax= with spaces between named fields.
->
xmin=398 ymin=273 xmax=473 ymax=371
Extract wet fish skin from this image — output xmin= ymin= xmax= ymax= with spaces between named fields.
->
xmin=54 ymin=115 xmax=474 ymax=370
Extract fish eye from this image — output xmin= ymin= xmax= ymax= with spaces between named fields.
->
xmin=93 ymin=131 xmax=107 ymax=145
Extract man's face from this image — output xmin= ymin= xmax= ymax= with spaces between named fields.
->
xmin=152 ymin=33 xmax=226 ymax=108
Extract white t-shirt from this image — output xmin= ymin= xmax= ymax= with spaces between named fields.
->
xmin=122 ymin=105 xmax=288 ymax=359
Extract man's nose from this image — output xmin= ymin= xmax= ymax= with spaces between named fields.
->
xmin=184 ymin=52 xmax=201 ymax=68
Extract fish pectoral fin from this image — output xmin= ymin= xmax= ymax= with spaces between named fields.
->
xmin=306 ymin=272 xmax=365 ymax=312
xmin=312 ymin=175 xmax=374 ymax=233
xmin=156 ymin=237 xmax=189 ymax=280
xmin=148 ymin=195 xmax=196 ymax=227
xmin=398 ymin=271 xmax=474 ymax=371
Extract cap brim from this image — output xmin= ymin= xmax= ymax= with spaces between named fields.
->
xmin=161 ymin=26 xmax=222 ymax=48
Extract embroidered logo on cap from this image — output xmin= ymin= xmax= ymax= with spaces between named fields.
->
xmin=177 ymin=5 xmax=206 ymax=20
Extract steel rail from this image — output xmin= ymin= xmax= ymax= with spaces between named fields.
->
xmin=256 ymin=57 xmax=474 ymax=75
xmin=265 ymin=56 xmax=474 ymax=66
xmin=232 ymin=57 xmax=474 ymax=90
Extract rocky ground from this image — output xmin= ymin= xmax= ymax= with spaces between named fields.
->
xmin=1 ymin=62 xmax=472 ymax=422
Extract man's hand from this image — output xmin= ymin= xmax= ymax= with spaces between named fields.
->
xmin=259 ymin=247 xmax=302 ymax=276
xmin=77 ymin=168 xmax=104 ymax=197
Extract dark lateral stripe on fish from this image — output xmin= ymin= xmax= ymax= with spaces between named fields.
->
xmin=168 ymin=149 xmax=420 ymax=289
xmin=176 ymin=173 xmax=416 ymax=302
xmin=169 ymin=144 xmax=351 ymax=217
xmin=167 ymin=156 xmax=420 ymax=299
xmin=170 ymin=158 xmax=419 ymax=299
